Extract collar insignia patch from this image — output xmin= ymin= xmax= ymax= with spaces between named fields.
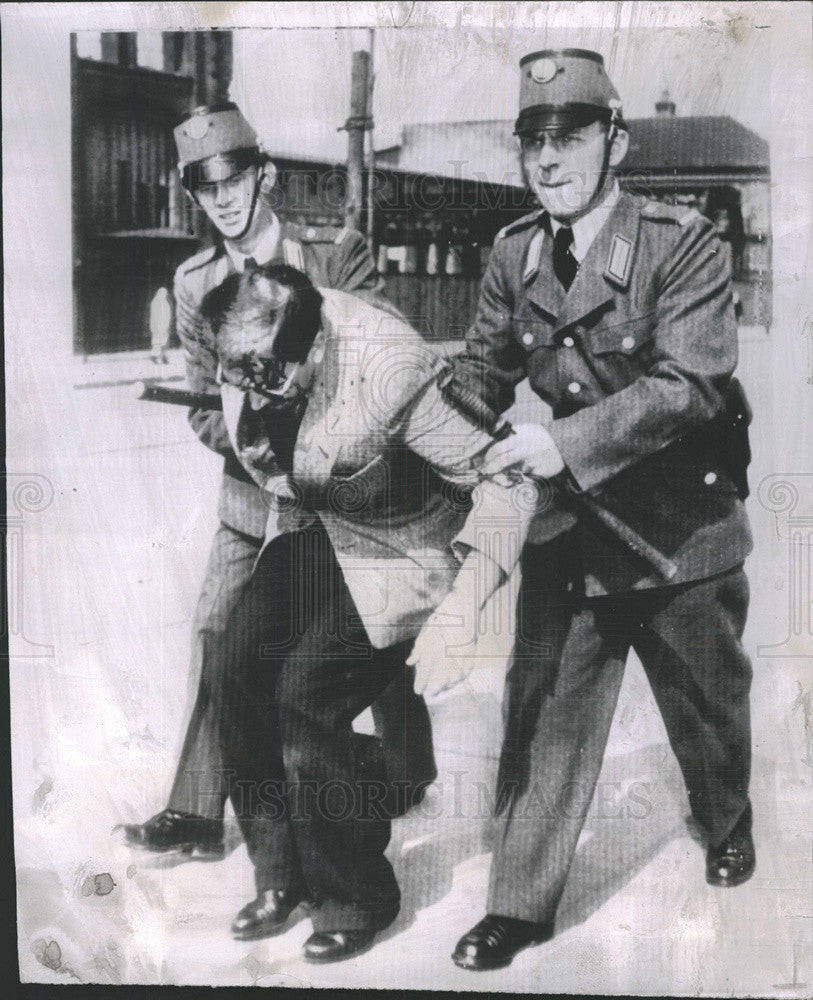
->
xmin=523 ymin=229 xmax=545 ymax=284
xmin=604 ymin=233 xmax=633 ymax=288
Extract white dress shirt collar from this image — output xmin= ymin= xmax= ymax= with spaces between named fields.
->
xmin=224 ymin=213 xmax=281 ymax=272
xmin=548 ymin=181 xmax=621 ymax=263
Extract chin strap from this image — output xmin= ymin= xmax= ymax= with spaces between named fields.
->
xmin=579 ymin=103 xmax=623 ymax=218
xmin=187 ymin=163 xmax=264 ymax=242
xmin=582 ymin=122 xmax=618 ymax=218
xmin=229 ymin=164 xmax=263 ymax=242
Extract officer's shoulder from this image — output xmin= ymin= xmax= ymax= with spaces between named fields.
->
xmin=174 ymin=245 xmax=224 ymax=288
xmin=639 ymin=200 xmax=706 ymax=228
xmin=288 ymin=222 xmax=359 ymax=247
xmin=495 ymin=208 xmax=545 ymax=242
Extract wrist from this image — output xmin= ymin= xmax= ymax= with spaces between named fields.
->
xmin=551 ymin=465 xmax=583 ymax=494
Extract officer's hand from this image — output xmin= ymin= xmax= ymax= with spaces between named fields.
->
xmin=481 ymin=423 xmax=565 ymax=479
xmin=408 ymin=591 xmax=476 ymax=699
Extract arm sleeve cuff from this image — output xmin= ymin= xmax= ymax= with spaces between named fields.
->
xmin=451 ymin=475 xmax=538 ymax=579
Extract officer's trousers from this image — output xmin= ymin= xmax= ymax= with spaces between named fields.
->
xmin=207 ymin=522 xmax=403 ymax=932
xmin=487 ymin=536 xmax=753 ymax=926
xmin=168 ymin=521 xmax=435 ymax=820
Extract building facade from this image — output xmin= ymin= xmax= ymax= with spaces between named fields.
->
xmin=71 ymin=31 xmax=231 ymax=355
xmin=72 ymin=36 xmax=770 ymax=356
xmin=71 ymin=30 xmax=534 ymax=353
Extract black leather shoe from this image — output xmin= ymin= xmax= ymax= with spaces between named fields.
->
xmin=706 ymin=826 xmax=756 ymax=887
xmin=303 ymin=929 xmax=377 ymax=963
xmin=452 ymin=915 xmax=553 ymax=971
xmin=231 ymin=889 xmax=306 ymax=941
xmin=116 ymin=809 xmax=224 ymax=859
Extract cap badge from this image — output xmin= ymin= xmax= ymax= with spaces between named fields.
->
xmin=530 ymin=58 xmax=558 ymax=84
xmin=184 ymin=116 xmax=211 ymax=142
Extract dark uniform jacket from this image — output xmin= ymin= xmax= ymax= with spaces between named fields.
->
xmin=460 ymin=191 xmax=753 ymax=596
xmin=174 ymin=221 xmax=383 ymax=538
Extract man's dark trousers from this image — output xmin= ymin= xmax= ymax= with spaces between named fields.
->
xmin=167 ymin=522 xmax=434 ymax=820
xmin=208 ymin=521 xmax=403 ymax=933
xmin=488 ymin=533 xmax=753 ymax=925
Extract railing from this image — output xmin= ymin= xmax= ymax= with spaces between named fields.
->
xmin=382 ymin=273 xmax=482 ymax=341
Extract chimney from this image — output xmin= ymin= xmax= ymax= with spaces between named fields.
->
xmin=655 ymin=88 xmax=676 ymax=117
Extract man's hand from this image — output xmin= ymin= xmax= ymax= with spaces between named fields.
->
xmin=481 ymin=423 xmax=565 ymax=479
xmin=407 ymin=591 xmax=477 ymax=698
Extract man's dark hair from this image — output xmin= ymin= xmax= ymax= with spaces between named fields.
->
xmin=201 ymin=261 xmax=324 ymax=367
xmin=257 ymin=262 xmax=324 ymax=364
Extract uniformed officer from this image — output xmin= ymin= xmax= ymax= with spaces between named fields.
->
xmin=120 ymin=103 xmax=437 ymax=935
xmin=450 ymin=49 xmax=755 ymax=970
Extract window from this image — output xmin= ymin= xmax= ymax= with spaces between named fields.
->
xmin=135 ymin=182 xmax=152 ymax=229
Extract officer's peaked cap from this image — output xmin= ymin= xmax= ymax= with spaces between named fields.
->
xmin=515 ymin=48 xmax=624 ymax=136
xmin=174 ymin=102 xmax=263 ymax=186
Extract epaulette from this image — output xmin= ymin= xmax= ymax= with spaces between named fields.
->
xmin=175 ymin=244 xmax=220 ymax=278
xmin=640 ymin=201 xmax=703 ymax=227
xmin=294 ymin=224 xmax=351 ymax=245
xmin=495 ymin=208 xmax=546 ymax=241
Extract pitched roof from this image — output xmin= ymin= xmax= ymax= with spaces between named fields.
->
xmin=621 ymin=116 xmax=769 ymax=172
xmin=375 ymin=115 xmax=769 ymax=184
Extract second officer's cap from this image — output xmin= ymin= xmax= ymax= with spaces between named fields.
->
xmin=514 ymin=48 xmax=624 ymax=136
xmin=174 ymin=102 xmax=263 ymax=188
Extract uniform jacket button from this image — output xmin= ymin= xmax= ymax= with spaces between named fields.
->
xmin=622 ymin=336 xmax=635 ymax=350
xmin=704 ymin=471 xmax=718 ymax=485
xmin=562 ymin=336 xmax=575 ymax=347
xmin=568 ymin=381 xmax=581 ymax=394
xmin=522 ymin=332 xmax=534 ymax=346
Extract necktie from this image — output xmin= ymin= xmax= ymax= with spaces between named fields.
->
xmin=552 ymin=226 xmax=578 ymax=291
xmin=243 ymin=256 xmax=259 ymax=273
